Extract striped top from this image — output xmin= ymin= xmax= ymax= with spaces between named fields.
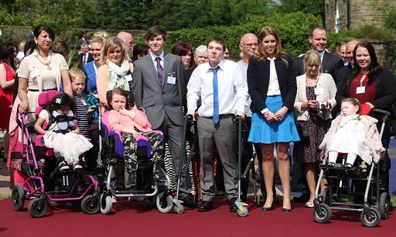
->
xmin=73 ymin=94 xmax=89 ymax=137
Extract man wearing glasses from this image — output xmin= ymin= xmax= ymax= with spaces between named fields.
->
xmin=237 ymin=33 xmax=265 ymax=202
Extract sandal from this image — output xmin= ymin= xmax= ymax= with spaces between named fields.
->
xmin=305 ymin=201 xmax=314 ymax=208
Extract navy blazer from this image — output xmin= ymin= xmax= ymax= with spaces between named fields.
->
xmin=247 ymin=54 xmax=297 ymax=113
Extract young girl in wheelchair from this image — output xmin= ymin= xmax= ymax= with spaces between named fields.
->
xmin=34 ymin=93 xmax=93 ymax=171
xmin=106 ymin=88 xmax=163 ymax=187
xmin=320 ymin=98 xmax=385 ymax=168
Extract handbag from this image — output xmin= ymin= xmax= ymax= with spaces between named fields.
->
xmin=296 ymin=121 xmax=309 ymax=139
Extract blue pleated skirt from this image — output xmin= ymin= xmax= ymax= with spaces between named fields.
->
xmin=248 ymin=95 xmax=300 ymax=144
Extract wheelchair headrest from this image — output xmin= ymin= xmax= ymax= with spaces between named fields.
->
xmin=36 ymin=91 xmax=61 ymax=117
xmin=38 ymin=91 xmax=61 ymax=107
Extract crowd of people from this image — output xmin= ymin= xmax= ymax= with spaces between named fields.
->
xmin=1 ymin=23 xmax=395 ymax=214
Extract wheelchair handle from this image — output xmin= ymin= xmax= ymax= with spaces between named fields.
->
xmin=372 ymin=109 xmax=391 ymax=123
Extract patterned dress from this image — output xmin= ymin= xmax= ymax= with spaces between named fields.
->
xmin=297 ymin=87 xmax=331 ymax=163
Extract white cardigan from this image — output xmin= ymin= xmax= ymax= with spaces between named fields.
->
xmin=294 ymin=73 xmax=337 ymax=121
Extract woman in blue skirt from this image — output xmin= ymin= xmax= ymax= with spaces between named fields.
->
xmin=247 ymin=26 xmax=300 ymax=212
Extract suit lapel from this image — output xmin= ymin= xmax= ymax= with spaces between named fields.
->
xmin=321 ymin=52 xmax=329 ymax=73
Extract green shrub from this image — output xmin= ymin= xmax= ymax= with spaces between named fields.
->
xmin=168 ymin=12 xmax=322 ymax=59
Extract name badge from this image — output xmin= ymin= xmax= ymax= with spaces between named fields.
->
xmin=356 ymin=86 xmax=366 ymax=94
xmin=314 ymin=87 xmax=324 ymax=95
xmin=167 ymin=76 xmax=176 ymax=84
xmin=125 ymin=74 xmax=132 ymax=82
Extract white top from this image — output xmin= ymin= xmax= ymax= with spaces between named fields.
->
xmin=18 ymin=50 xmax=68 ymax=91
xmin=187 ymin=59 xmax=248 ymax=117
xmin=267 ymin=57 xmax=281 ymax=96
xmin=16 ymin=51 xmax=24 ymax=61
xmin=327 ymin=115 xmax=371 ymax=164
xmin=237 ymin=60 xmax=252 ymax=117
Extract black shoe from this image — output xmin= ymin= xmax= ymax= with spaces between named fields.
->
xmin=181 ymin=195 xmax=197 ymax=208
xmin=198 ymin=201 xmax=213 ymax=212
xmin=327 ymin=162 xmax=335 ymax=167
xmin=228 ymin=197 xmax=238 ymax=212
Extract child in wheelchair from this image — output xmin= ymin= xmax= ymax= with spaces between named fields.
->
xmin=320 ymin=98 xmax=385 ymax=168
xmin=106 ymin=87 xmax=163 ymax=187
xmin=34 ymin=93 xmax=93 ymax=171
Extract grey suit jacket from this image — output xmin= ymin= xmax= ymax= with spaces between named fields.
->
xmin=132 ymin=53 xmax=186 ymax=129
xmin=295 ymin=51 xmax=343 ymax=81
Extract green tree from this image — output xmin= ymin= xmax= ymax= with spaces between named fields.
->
xmin=279 ymin=0 xmax=324 ymax=22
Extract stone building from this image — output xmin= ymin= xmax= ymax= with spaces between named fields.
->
xmin=325 ymin=0 xmax=396 ymax=32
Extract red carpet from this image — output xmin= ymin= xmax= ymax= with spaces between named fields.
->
xmin=0 ymin=197 xmax=395 ymax=237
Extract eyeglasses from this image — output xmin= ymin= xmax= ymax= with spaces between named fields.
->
xmin=242 ymin=43 xmax=258 ymax=47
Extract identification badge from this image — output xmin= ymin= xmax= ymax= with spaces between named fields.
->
xmin=81 ymin=98 xmax=87 ymax=106
xmin=167 ymin=76 xmax=176 ymax=84
xmin=356 ymin=86 xmax=366 ymax=94
xmin=314 ymin=87 xmax=324 ymax=95
xmin=125 ymin=74 xmax=132 ymax=82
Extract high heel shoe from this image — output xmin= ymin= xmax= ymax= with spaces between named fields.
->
xmin=262 ymin=196 xmax=273 ymax=211
xmin=282 ymin=208 xmax=292 ymax=212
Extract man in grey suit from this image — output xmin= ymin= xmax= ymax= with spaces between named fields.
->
xmin=132 ymin=26 xmax=195 ymax=208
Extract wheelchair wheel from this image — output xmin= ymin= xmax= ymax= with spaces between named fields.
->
xmin=156 ymin=192 xmax=173 ymax=213
xmin=237 ymin=206 xmax=248 ymax=217
xmin=81 ymin=192 xmax=100 ymax=214
xmin=361 ymin=207 xmax=381 ymax=227
xmin=173 ymin=203 xmax=184 ymax=214
xmin=313 ymin=203 xmax=331 ymax=223
xmin=100 ymin=193 xmax=112 ymax=215
xmin=11 ymin=184 xmax=25 ymax=211
xmin=379 ymin=192 xmax=390 ymax=219
xmin=28 ymin=197 xmax=48 ymax=218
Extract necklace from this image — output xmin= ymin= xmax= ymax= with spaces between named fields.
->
xmin=36 ymin=52 xmax=52 ymax=71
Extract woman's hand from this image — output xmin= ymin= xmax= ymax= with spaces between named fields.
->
xmin=274 ymin=106 xmax=288 ymax=121
xmin=18 ymin=99 xmax=29 ymax=113
xmin=307 ymin=100 xmax=317 ymax=109
xmin=263 ymin=111 xmax=276 ymax=122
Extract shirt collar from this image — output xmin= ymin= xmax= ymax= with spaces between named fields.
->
xmin=149 ymin=51 xmax=164 ymax=61
xmin=319 ymin=50 xmax=325 ymax=58
xmin=205 ymin=59 xmax=225 ymax=72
